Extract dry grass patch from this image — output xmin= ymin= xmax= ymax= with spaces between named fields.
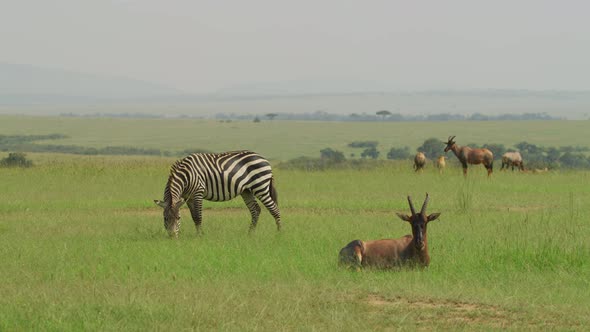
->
xmin=367 ymin=294 xmax=513 ymax=329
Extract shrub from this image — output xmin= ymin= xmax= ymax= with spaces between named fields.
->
xmin=348 ymin=141 xmax=378 ymax=149
xmin=417 ymin=138 xmax=444 ymax=159
xmin=0 ymin=152 xmax=33 ymax=168
xmin=361 ymin=147 xmax=379 ymax=159
xmin=482 ymin=143 xmax=506 ymax=159
xmin=386 ymin=146 xmax=411 ymax=160
xmin=559 ymin=152 xmax=590 ymax=169
xmin=320 ymin=148 xmax=345 ymax=163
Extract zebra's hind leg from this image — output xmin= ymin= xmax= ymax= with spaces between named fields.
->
xmin=256 ymin=191 xmax=282 ymax=231
xmin=241 ymin=190 xmax=261 ymax=232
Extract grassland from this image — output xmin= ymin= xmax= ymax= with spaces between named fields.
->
xmin=0 ymin=152 xmax=589 ymax=331
xmin=1 ymin=115 xmax=589 ymax=160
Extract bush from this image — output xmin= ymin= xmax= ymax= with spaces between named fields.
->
xmin=515 ymin=141 xmax=543 ymax=155
xmin=348 ymin=141 xmax=378 ymax=149
xmin=386 ymin=146 xmax=411 ymax=160
xmin=320 ymin=148 xmax=345 ymax=163
xmin=482 ymin=143 xmax=506 ymax=159
xmin=417 ymin=138 xmax=444 ymax=159
xmin=0 ymin=152 xmax=33 ymax=168
xmin=277 ymin=157 xmax=386 ymax=171
xmin=559 ymin=152 xmax=590 ymax=169
xmin=361 ymin=147 xmax=379 ymax=159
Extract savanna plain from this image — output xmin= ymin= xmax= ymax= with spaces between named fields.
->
xmin=0 ymin=116 xmax=589 ymax=330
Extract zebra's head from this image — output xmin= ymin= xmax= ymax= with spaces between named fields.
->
xmin=154 ymin=198 xmax=185 ymax=238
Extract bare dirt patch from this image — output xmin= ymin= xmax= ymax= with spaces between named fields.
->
xmin=367 ymin=294 xmax=511 ymax=328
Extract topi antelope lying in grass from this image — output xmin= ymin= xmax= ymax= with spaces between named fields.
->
xmin=339 ymin=194 xmax=440 ymax=270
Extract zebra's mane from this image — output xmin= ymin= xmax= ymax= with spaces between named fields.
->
xmin=169 ymin=159 xmax=185 ymax=176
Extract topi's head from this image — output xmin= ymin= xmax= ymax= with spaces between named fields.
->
xmin=395 ymin=193 xmax=440 ymax=250
xmin=444 ymin=136 xmax=456 ymax=153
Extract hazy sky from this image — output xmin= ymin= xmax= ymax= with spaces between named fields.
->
xmin=2 ymin=0 xmax=589 ymax=93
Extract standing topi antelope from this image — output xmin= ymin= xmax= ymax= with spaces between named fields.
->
xmin=444 ymin=136 xmax=494 ymax=177
xmin=501 ymin=152 xmax=524 ymax=171
xmin=339 ymin=193 xmax=441 ymax=269
xmin=413 ymin=152 xmax=427 ymax=172
xmin=435 ymin=155 xmax=447 ymax=174
xmin=154 ymin=150 xmax=281 ymax=238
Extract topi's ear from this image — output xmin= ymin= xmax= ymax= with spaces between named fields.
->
xmin=154 ymin=199 xmax=167 ymax=209
xmin=395 ymin=212 xmax=412 ymax=222
xmin=427 ymin=213 xmax=441 ymax=222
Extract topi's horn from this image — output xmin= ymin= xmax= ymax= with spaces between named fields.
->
xmin=407 ymin=196 xmax=417 ymax=216
xmin=420 ymin=193 xmax=430 ymax=215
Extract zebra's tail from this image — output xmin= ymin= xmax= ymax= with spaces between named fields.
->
xmin=270 ymin=177 xmax=278 ymax=206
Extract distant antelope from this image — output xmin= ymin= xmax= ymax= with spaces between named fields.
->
xmin=414 ymin=152 xmax=426 ymax=172
xmin=501 ymin=152 xmax=524 ymax=171
xmin=444 ymin=136 xmax=494 ymax=177
xmin=339 ymin=194 xmax=441 ymax=269
xmin=435 ymin=156 xmax=447 ymax=173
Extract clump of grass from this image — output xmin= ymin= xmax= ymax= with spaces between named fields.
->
xmin=456 ymin=183 xmax=473 ymax=213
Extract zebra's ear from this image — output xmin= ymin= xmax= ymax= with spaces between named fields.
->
xmin=154 ymin=200 xmax=167 ymax=209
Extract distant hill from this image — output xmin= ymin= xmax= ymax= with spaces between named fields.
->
xmin=0 ymin=63 xmax=185 ymax=104
xmin=1 ymin=63 xmax=589 ymax=119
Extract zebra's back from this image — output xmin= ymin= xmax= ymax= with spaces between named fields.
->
xmin=177 ymin=150 xmax=273 ymax=202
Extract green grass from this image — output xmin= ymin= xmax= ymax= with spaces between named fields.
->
xmin=1 ymin=115 xmax=589 ymax=160
xmin=1 ymin=154 xmax=589 ymax=330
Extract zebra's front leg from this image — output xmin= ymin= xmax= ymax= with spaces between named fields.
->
xmin=241 ymin=190 xmax=261 ymax=233
xmin=187 ymin=197 xmax=204 ymax=235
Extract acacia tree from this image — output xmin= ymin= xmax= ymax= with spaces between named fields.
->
xmin=376 ymin=110 xmax=392 ymax=120
xmin=265 ymin=113 xmax=278 ymax=120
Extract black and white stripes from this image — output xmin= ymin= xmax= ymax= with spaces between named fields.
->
xmin=154 ymin=150 xmax=281 ymax=237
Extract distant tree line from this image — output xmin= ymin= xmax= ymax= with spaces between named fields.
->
xmin=58 ymin=111 xmax=563 ymax=122
xmin=216 ymin=111 xmax=562 ymax=122
xmin=0 ymin=134 xmax=207 ymax=157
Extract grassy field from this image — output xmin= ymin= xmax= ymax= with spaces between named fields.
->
xmin=1 ymin=116 xmax=589 ymax=330
xmin=1 ymin=115 xmax=589 ymax=160
xmin=0 ymin=151 xmax=589 ymax=330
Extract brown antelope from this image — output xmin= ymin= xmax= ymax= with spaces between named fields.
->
xmin=501 ymin=152 xmax=524 ymax=171
xmin=435 ymin=155 xmax=447 ymax=173
xmin=444 ymin=136 xmax=494 ymax=177
xmin=414 ymin=152 xmax=426 ymax=172
xmin=338 ymin=194 xmax=441 ymax=269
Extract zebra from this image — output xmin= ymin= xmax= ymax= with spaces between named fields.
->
xmin=154 ymin=150 xmax=281 ymax=237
